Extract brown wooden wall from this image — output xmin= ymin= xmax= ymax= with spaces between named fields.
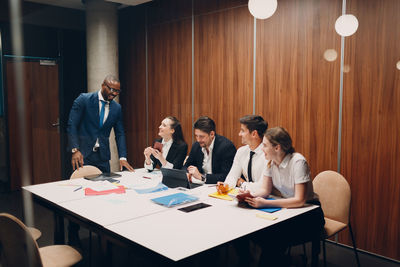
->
xmin=194 ymin=5 xmax=253 ymax=145
xmin=119 ymin=0 xmax=400 ymax=260
xmin=256 ymin=0 xmax=342 ymax=183
xmin=340 ymin=0 xmax=400 ymax=259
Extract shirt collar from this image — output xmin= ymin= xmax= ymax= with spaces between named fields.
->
xmin=202 ymin=135 xmax=215 ymax=154
xmin=98 ymin=90 xmax=109 ymax=103
xmin=278 ymin=153 xmax=292 ymax=169
xmin=162 ymin=138 xmax=173 ymax=146
xmin=252 ymin=142 xmax=264 ymax=154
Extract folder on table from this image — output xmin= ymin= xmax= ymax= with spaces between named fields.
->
xmin=151 ymin=193 xmax=198 ymax=207
xmin=134 ymin=183 xmax=169 ymax=194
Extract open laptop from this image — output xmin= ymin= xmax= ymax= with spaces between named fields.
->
xmin=161 ymin=168 xmax=202 ymax=189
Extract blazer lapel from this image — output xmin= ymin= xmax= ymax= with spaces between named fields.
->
xmin=166 ymin=142 xmax=177 ymax=162
xmin=211 ymin=135 xmax=220 ymax=173
xmin=89 ymin=92 xmax=100 ymax=127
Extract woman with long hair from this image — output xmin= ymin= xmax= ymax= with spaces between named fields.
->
xmin=144 ymin=116 xmax=187 ymax=170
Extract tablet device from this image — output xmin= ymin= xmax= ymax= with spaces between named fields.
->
xmin=160 ymin=168 xmax=202 ymax=189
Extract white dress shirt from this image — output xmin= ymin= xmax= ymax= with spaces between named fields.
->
xmin=224 ymin=142 xmax=267 ymax=192
xmin=145 ymin=138 xmax=174 ymax=170
xmin=190 ymin=137 xmax=216 ymax=184
xmin=201 ymin=137 xmax=215 ymax=175
xmin=262 ymin=152 xmax=315 ymax=201
xmin=95 ymin=91 xmax=126 ymax=161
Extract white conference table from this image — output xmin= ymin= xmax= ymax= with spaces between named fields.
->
xmin=23 ymin=169 xmax=320 ymax=266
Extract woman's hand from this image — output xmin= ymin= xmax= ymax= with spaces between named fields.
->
xmin=245 ymin=196 xmax=265 ymax=208
xmin=151 ymin=149 xmax=169 ymax=166
xmin=144 ymin=147 xmax=153 ymax=164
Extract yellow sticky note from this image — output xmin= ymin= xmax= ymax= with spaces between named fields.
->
xmin=208 ymin=191 xmax=233 ymax=201
xmin=256 ymin=213 xmax=278 ymax=221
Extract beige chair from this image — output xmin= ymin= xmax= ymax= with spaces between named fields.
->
xmin=69 ymin=165 xmax=101 ymax=265
xmin=28 ymin=226 xmax=42 ymax=241
xmin=70 ymin=165 xmax=102 ymax=179
xmin=313 ymin=170 xmax=360 ymax=267
xmin=0 ymin=213 xmax=82 ymax=267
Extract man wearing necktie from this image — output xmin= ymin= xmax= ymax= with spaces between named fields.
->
xmin=218 ymin=115 xmax=268 ymax=265
xmin=67 ymin=75 xmax=134 ymax=173
xmin=221 ymin=115 xmax=268 ymax=191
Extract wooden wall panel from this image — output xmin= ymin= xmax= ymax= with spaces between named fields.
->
xmin=194 ymin=0 xmax=247 ymax=16
xmin=119 ymin=6 xmax=147 ymax=168
xmin=341 ymin=0 xmax=400 ymax=259
xmin=194 ymin=6 xmax=253 ymax=146
xmin=148 ymin=0 xmax=191 ymax=25
xmin=147 ymin=18 xmax=192 ymax=150
xmin=255 ymin=0 xmax=342 ymax=178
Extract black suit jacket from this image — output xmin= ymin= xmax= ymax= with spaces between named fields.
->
xmin=150 ymin=139 xmax=188 ymax=170
xmin=184 ymin=134 xmax=236 ymax=184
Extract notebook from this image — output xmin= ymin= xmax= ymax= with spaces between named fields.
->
xmin=151 ymin=192 xmax=199 ymax=207
xmin=161 ymin=168 xmax=202 ymax=189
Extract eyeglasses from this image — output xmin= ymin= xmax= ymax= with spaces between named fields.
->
xmin=104 ymin=83 xmax=121 ymax=94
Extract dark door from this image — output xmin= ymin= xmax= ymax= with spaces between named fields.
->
xmin=6 ymin=60 xmax=61 ymax=190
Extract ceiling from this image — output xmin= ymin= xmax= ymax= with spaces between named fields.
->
xmin=24 ymin=0 xmax=152 ymax=10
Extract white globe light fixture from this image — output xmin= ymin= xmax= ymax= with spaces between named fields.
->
xmin=335 ymin=14 xmax=359 ymax=37
xmin=248 ymin=0 xmax=278 ymax=20
xmin=396 ymin=61 xmax=400 ymax=70
xmin=323 ymin=49 xmax=338 ymax=62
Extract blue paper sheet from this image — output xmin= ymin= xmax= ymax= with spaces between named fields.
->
xmin=257 ymin=207 xmax=281 ymax=213
xmin=151 ymin=193 xmax=199 ymax=207
xmin=134 ymin=183 xmax=168 ymax=194
xmin=257 ymin=197 xmax=281 ymax=213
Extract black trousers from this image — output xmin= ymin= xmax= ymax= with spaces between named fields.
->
xmin=84 ymin=150 xmax=110 ymax=173
xmin=253 ymin=206 xmax=325 ymax=267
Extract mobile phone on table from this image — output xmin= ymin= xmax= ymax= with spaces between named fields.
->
xmin=236 ymin=191 xmax=254 ymax=202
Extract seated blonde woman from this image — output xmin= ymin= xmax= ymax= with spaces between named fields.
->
xmin=144 ymin=116 xmax=187 ymax=171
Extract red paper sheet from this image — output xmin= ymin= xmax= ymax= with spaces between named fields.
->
xmin=84 ymin=185 xmax=126 ymax=196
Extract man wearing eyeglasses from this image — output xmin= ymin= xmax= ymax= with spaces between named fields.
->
xmin=67 ymin=74 xmax=134 ymax=173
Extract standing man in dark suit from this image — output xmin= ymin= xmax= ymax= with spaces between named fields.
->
xmin=67 ymin=74 xmax=134 ymax=173
xmin=184 ymin=116 xmax=236 ymax=184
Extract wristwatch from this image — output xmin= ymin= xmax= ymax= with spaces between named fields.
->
xmin=71 ymin=148 xmax=79 ymax=153
xmin=201 ymin=174 xmax=207 ymax=182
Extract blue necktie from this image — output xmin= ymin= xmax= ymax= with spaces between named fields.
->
xmin=99 ymin=100 xmax=106 ymax=128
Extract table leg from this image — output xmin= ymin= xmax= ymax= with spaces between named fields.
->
xmin=311 ymin=238 xmax=320 ymax=267
xmin=53 ymin=213 xmax=65 ymax=244
xmin=99 ymin=235 xmax=112 ymax=267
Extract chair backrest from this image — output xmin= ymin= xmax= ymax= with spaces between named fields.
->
xmin=313 ymin=170 xmax=351 ymax=225
xmin=70 ymin=165 xmax=102 ymax=179
xmin=0 ymin=213 xmax=42 ymax=267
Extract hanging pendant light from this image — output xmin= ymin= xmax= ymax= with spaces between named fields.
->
xmin=248 ymin=0 xmax=278 ymax=20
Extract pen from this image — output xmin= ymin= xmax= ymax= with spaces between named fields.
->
xmin=73 ymin=186 xmax=82 ymax=192
xmin=143 ymin=176 xmax=152 ymax=179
